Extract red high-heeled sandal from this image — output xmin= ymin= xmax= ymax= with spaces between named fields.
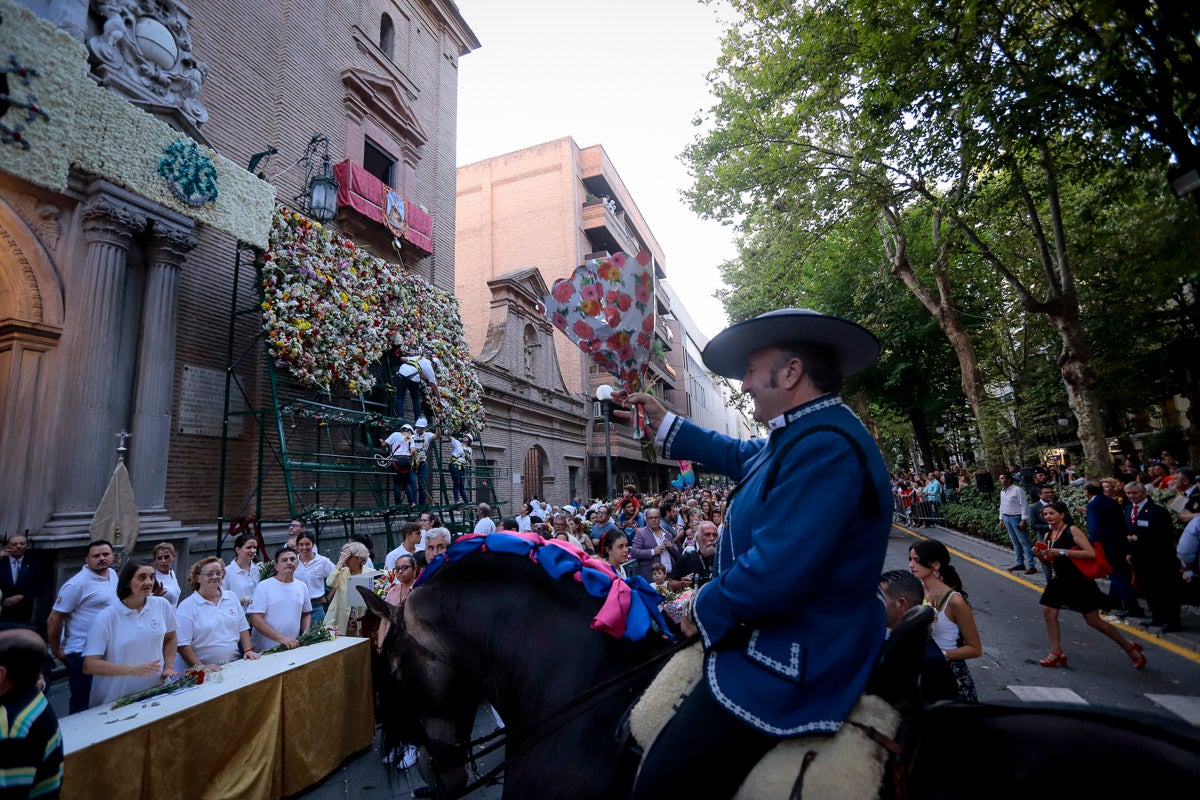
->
xmin=1125 ymin=641 xmax=1147 ymax=670
xmin=1039 ymin=650 xmax=1068 ymax=668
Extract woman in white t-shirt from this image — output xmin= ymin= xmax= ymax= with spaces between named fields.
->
xmin=294 ymin=533 xmax=335 ymax=626
xmin=223 ymin=532 xmax=261 ymax=608
xmin=153 ymin=541 xmax=181 ymax=607
xmin=176 ymin=557 xmax=259 ymax=670
xmin=83 ymin=560 xmax=178 ymax=708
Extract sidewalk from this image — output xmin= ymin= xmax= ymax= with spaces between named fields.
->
xmin=900 ymin=519 xmax=1200 ymax=655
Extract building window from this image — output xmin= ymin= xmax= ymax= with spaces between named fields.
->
xmin=363 ymin=138 xmax=396 ymax=188
xmin=379 ymin=14 xmax=395 ymax=60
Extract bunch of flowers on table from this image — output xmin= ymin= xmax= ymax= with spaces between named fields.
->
xmin=260 ymin=622 xmax=337 ymax=655
xmin=261 ymin=209 xmax=485 ymax=434
xmin=111 ymin=665 xmax=214 ymax=709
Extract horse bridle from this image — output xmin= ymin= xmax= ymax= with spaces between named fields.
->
xmin=414 ymin=633 xmax=699 ymax=800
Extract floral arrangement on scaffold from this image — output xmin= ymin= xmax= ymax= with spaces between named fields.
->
xmin=537 ymin=250 xmax=661 ymax=460
xmin=260 ymin=208 xmax=486 ymax=435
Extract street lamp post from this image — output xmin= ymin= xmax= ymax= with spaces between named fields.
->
xmin=596 ymin=384 xmax=614 ymax=501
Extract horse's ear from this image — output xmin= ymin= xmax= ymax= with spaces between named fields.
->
xmin=357 ymin=586 xmax=398 ymax=621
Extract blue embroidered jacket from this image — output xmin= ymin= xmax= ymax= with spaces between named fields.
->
xmin=663 ymin=396 xmax=892 ymax=736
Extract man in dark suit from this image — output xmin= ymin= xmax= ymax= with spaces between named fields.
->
xmin=1085 ymin=482 xmax=1141 ymax=617
xmin=1124 ymin=482 xmax=1183 ymax=632
xmin=0 ymin=535 xmax=48 ymax=628
xmin=1026 ymin=484 xmax=1056 ymax=579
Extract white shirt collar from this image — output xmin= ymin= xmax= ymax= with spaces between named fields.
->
xmin=766 ymin=395 xmax=844 ymax=431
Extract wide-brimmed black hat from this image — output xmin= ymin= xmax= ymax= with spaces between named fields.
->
xmin=702 ymin=308 xmax=880 ymax=380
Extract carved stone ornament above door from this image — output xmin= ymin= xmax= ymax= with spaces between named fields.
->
xmin=86 ymin=0 xmax=209 ymax=128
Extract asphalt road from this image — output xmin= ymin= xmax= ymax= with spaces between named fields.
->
xmin=887 ymin=522 xmax=1200 ymax=718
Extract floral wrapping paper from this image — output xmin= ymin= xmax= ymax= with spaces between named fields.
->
xmin=261 ymin=209 xmax=486 ymax=434
xmin=536 ymin=250 xmax=656 ymax=395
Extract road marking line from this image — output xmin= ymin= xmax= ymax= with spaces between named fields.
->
xmin=893 ymin=523 xmax=1200 ymax=668
xmin=1145 ymin=694 xmax=1200 ymax=726
xmin=1008 ymin=686 xmax=1088 ymax=704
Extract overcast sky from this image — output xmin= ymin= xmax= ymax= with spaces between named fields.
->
xmin=453 ymin=0 xmax=736 ymax=340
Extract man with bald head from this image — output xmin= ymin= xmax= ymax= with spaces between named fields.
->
xmin=0 ymin=628 xmax=63 ymax=798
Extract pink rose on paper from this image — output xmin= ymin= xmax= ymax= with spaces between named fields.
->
xmin=635 ymin=284 xmax=650 ymax=304
xmin=552 ymin=312 xmax=568 ymax=330
xmin=606 ymin=331 xmax=631 ymax=350
xmin=617 ymin=345 xmax=635 ymax=362
xmin=597 ymin=260 xmax=622 ymax=280
xmin=610 ymin=252 xmax=628 ymax=269
xmin=581 ymin=283 xmax=602 ymax=302
xmin=638 ymin=332 xmax=651 ymax=349
xmin=573 ymin=320 xmax=595 ymax=340
xmin=581 ymin=298 xmax=602 ymax=317
xmin=587 ymin=337 xmax=604 ymax=353
xmin=552 ymin=282 xmax=576 ymax=303
xmin=636 ymin=251 xmax=651 ymax=267
xmin=606 ymin=290 xmax=633 ymax=312
xmin=642 ymin=316 xmax=654 ymax=333
xmin=605 ymin=305 xmax=622 ymax=329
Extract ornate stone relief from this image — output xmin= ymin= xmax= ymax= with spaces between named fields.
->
xmin=12 ymin=193 xmax=62 ymax=250
xmin=86 ymin=0 xmax=208 ymax=127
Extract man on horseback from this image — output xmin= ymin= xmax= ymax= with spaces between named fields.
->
xmin=618 ymin=308 xmax=892 ymax=799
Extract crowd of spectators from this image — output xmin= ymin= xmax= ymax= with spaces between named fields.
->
xmin=891 ymin=447 xmax=1198 ymax=634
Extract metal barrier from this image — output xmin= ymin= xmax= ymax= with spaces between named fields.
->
xmin=893 ymin=494 xmax=945 ymax=527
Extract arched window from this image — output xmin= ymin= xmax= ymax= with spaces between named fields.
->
xmin=379 ymin=14 xmax=395 ymax=60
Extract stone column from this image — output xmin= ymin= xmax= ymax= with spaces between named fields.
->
xmin=55 ymin=197 xmax=145 ymax=511
xmin=129 ymin=224 xmax=196 ymax=512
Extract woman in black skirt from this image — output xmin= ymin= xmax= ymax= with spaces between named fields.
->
xmin=1035 ymin=500 xmax=1146 ymax=669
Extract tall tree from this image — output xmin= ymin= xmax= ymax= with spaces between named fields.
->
xmin=686 ymin=0 xmax=1198 ymax=474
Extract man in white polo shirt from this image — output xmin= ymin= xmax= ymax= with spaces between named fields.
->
xmin=248 ymin=547 xmax=311 ymax=651
xmin=46 ymin=540 xmax=118 ymax=714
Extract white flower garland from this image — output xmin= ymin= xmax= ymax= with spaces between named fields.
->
xmin=263 ymin=209 xmax=486 ymax=434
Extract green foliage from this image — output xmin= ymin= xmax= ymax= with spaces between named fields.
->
xmin=687 ymin=0 xmax=1200 ymax=474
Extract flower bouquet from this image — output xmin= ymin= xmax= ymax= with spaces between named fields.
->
xmin=111 ymin=665 xmax=213 ymax=709
xmin=258 ymin=560 xmax=276 ymax=582
xmin=537 ymin=251 xmax=660 ymax=460
xmin=260 ymin=622 xmax=337 ymax=655
xmin=660 ymin=589 xmax=695 ymax=627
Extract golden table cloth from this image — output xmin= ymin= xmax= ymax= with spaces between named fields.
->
xmin=60 ymin=637 xmax=374 ymax=799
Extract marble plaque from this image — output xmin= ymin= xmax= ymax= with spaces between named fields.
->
xmin=178 ymin=365 xmax=244 ymax=437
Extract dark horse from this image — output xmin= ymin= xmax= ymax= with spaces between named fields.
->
xmin=362 ymin=547 xmax=673 ymax=799
xmin=363 ymin=547 xmax=1200 ymax=800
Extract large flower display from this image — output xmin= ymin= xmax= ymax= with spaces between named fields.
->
xmin=261 ymin=209 xmax=486 ymax=434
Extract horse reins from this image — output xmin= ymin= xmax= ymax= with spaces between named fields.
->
xmin=421 ymin=633 xmax=699 ymax=800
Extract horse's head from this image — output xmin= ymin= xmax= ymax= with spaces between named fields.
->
xmin=357 ymin=585 xmax=474 ymax=795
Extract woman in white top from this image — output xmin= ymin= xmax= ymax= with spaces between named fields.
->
xmin=153 ymin=541 xmax=181 ymax=607
xmin=909 ymin=539 xmax=982 ymax=703
xmin=83 ymin=560 xmax=178 ymax=708
xmin=294 ymin=532 xmax=335 ymax=627
xmin=223 ymin=532 xmax=261 ymax=608
xmin=176 ymin=557 xmax=259 ymax=670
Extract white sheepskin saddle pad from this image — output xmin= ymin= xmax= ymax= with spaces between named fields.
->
xmin=630 ymin=643 xmax=900 ymax=800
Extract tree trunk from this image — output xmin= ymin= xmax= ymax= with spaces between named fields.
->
xmin=1051 ymin=312 xmax=1113 ymax=476
xmin=880 ymin=207 xmax=1005 ymax=474
xmin=909 ymin=407 xmax=934 ymax=470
